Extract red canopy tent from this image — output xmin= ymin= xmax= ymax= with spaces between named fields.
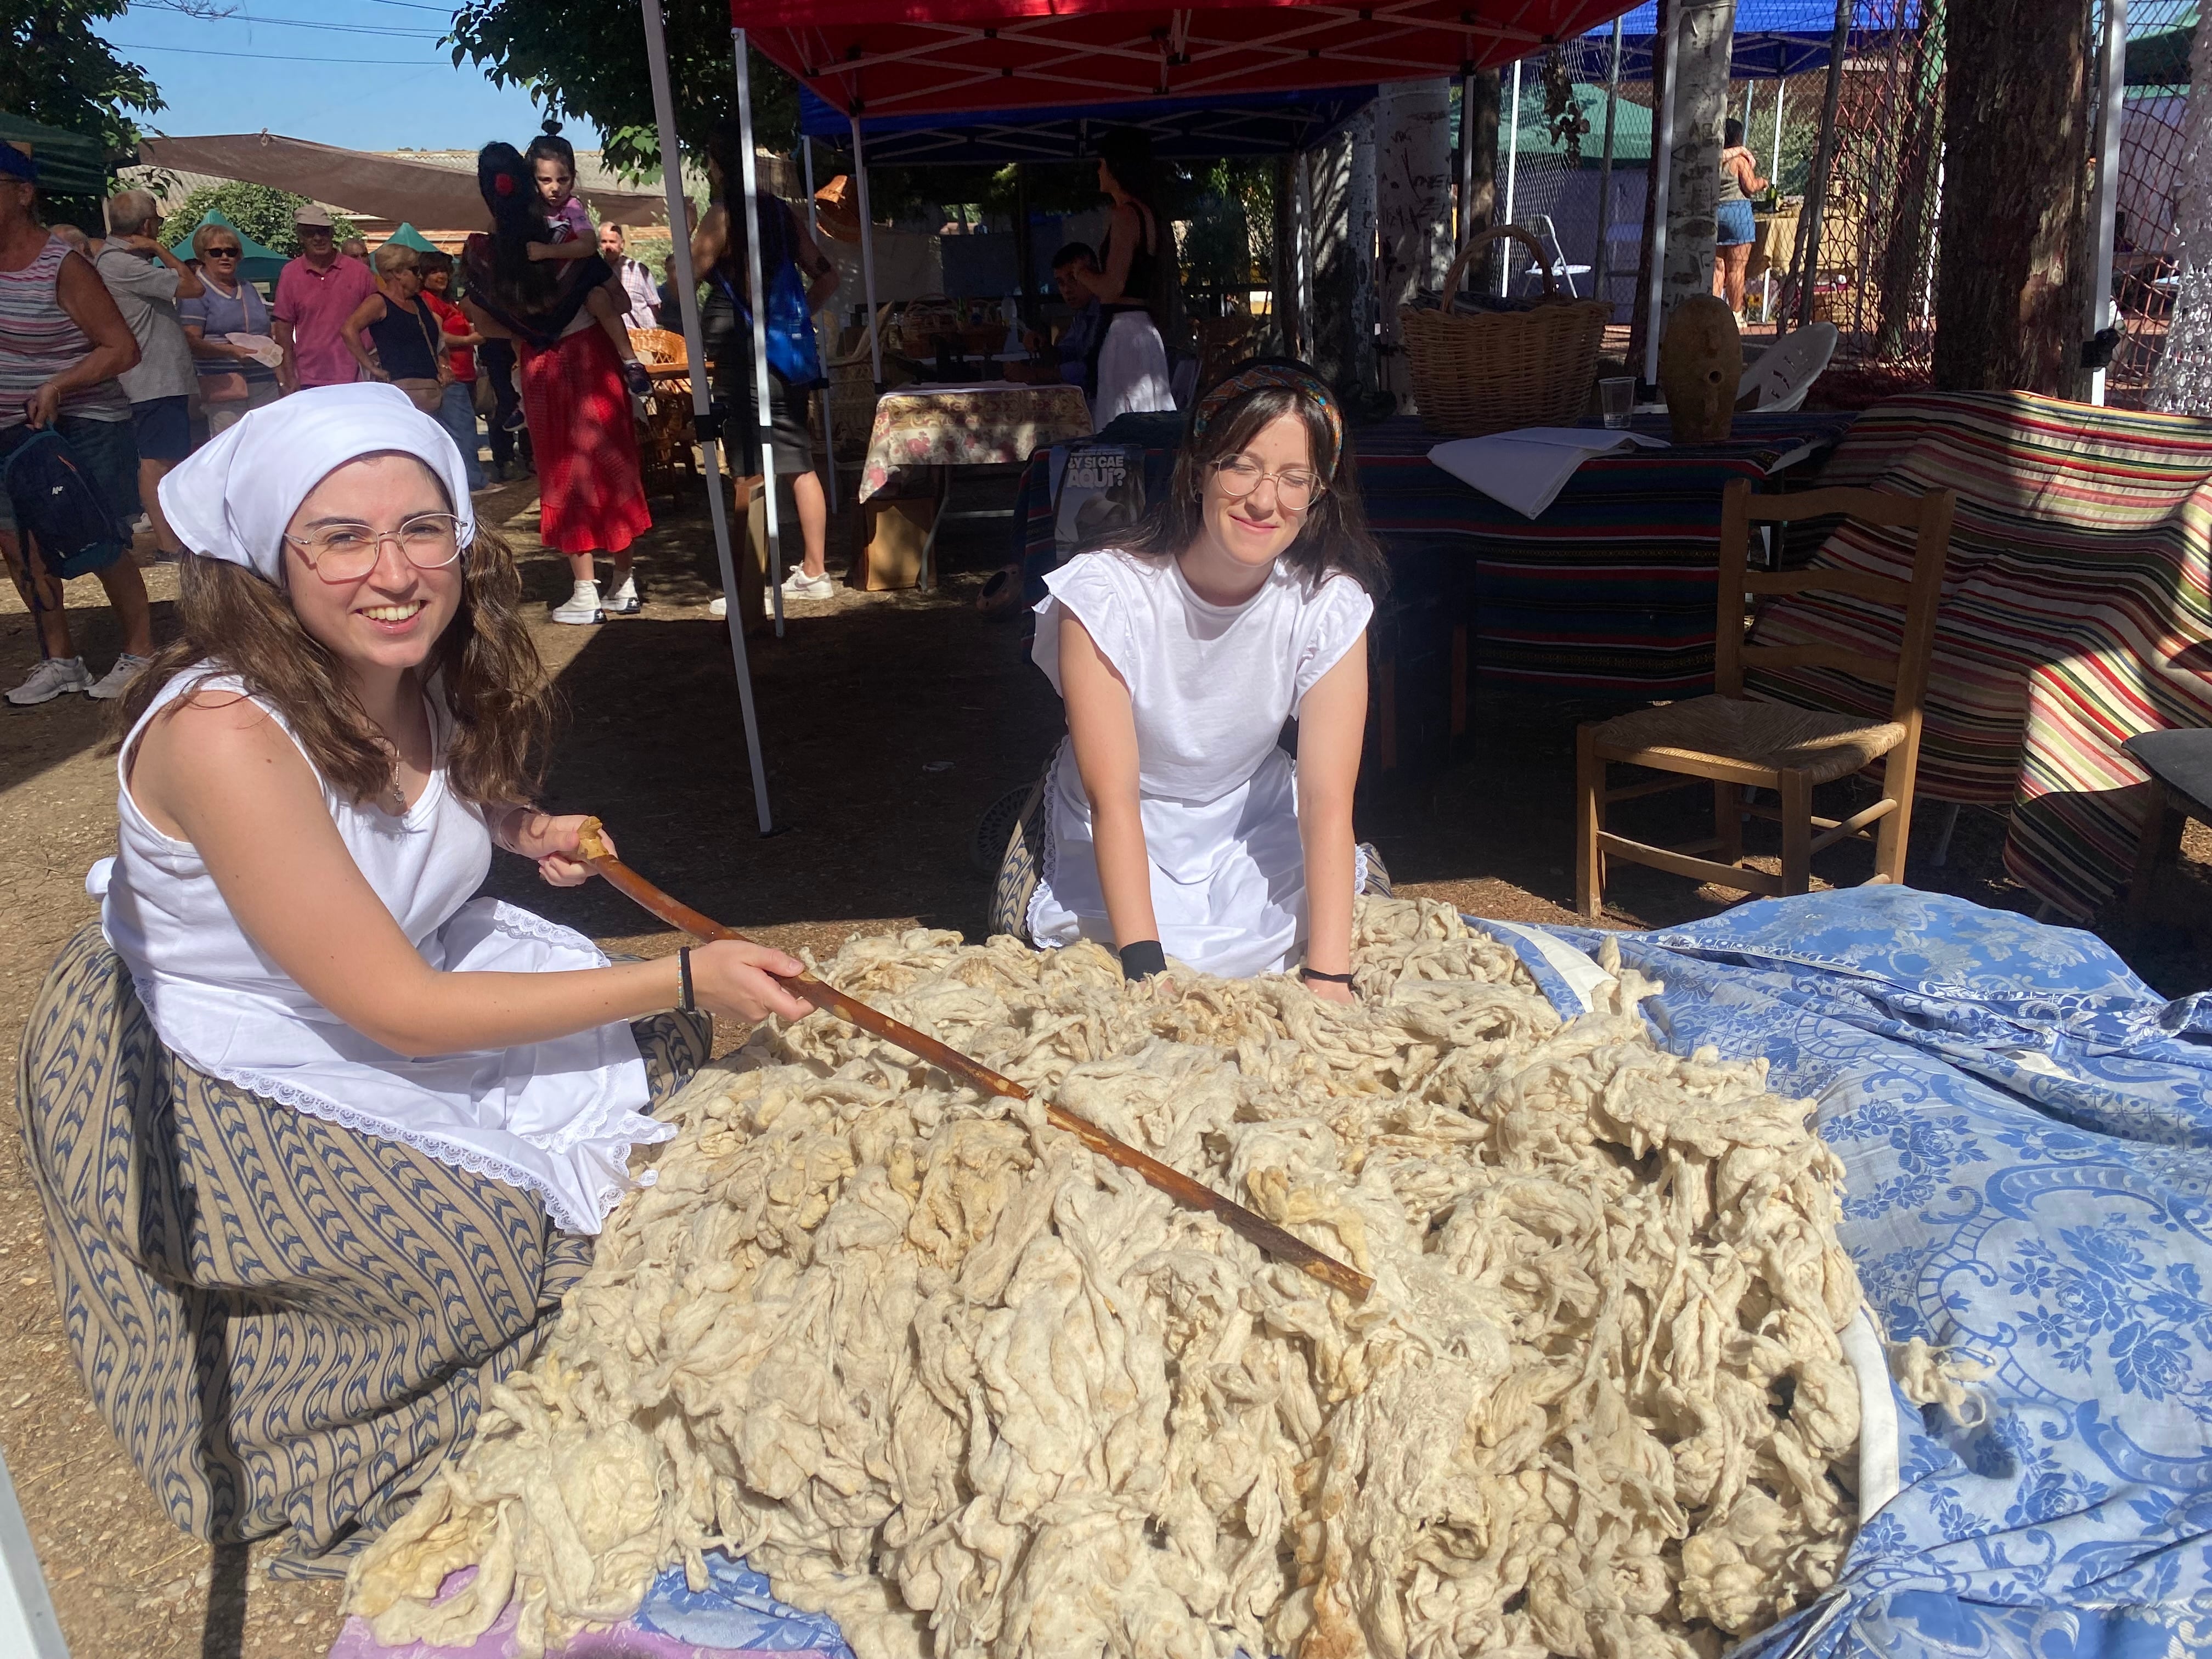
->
xmin=726 ymin=0 xmax=1650 ymax=118
xmin=633 ymin=0 xmax=1645 ymax=833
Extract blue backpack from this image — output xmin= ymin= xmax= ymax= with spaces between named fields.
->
xmin=0 ymin=425 xmax=126 ymax=580
xmin=716 ymin=193 xmax=823 ymax=390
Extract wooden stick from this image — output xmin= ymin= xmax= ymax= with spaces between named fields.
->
xmin=575 ymin=819 xmax=1373 ymax=1302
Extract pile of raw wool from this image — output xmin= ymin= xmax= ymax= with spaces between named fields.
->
xmin=347 ymin=898 xmax=1865 ymax=1659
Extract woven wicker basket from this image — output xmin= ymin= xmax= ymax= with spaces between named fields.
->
xmin=1401 ymin=226 xmax=1611 ymax=437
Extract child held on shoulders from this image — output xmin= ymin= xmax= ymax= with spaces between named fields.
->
xmin=523 ymin=125 xmax=652 ymax=396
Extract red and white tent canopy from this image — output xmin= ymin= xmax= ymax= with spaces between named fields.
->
xmin=729 ymin=0 xmax=1645 ymax=118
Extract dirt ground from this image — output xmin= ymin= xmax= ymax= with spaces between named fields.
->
xmin=3 ymin=471 xmax=2208 ymax=1659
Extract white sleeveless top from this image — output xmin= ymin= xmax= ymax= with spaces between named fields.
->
xmin=91 ymin=668 xmax=670 ymax=1235
xmin=1028 ymin=550 xmax=1373 ymax=977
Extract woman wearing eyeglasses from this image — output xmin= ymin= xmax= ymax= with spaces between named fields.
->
xmin=16 ymin=384 xmax=811 ymax=1570
xmin=178 ymin=222 xmax=280 ymax=434
xmin=1004 ymin=360 xmax=1389 ymax=999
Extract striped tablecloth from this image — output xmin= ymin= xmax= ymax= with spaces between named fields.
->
xmin=1743 ymin=390 xmax=2212 ymax=919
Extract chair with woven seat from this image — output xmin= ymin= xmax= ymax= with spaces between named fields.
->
xmin=1575 ymin=479 xmax=1957 ymax=918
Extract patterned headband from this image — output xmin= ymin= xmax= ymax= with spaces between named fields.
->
xmin=1191 ymin=364 xmax=1345 ymax=471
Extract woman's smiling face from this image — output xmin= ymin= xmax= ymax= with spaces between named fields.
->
xmin=281 ymin=453 xmax=464 ymax=676
xmin=1195 ymin=411 xmax=1314 ymax=579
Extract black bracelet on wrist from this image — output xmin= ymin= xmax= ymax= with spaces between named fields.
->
xmin=1299 ymin=966 xmax=1355 ymax=985
xmin=677 ymin=946 xmax=696 ymax=1013
xmin=1119 ymin=939 xmax=1167 ymax=981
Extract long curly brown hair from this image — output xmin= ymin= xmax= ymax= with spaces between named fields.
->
xmin=117 ymin=522 xmax=557 ymax=810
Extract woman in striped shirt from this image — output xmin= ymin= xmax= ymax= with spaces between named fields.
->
xmin=0 ymin=142 xmax=157 ymax=706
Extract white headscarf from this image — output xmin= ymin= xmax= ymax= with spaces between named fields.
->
xmin=158 ymin=382 xmax=476 ymax=582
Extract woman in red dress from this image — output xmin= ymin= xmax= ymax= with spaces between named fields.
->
xmin=459 ymin=143 xmax=650 ymax=625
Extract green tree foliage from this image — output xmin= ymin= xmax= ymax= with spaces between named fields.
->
xmin=158 ymin=181 xmax=359 ymax=257
xmin=0 ymin=0 xmax=163 ymax=162
xmin=448 ymin=0 xmax=796 ymax=178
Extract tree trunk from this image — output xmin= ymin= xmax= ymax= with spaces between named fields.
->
xmin=1932 ymin=0 xmax=2094 ymax=393
xmin=2149 ymin=16 xmax=2212 ymax=413
xmin=1376 ymin=80 xmax=1455 ymax=409
xmin=1273 ymin=154 xmax=1299 ymax=358
xmin=1630 ymin=0 xmax=1674 ymax=370
xmin=1459 ymin=71 xmax=1502 ymax=290
xmin=1662 ymin=0 xmax=1737 ymax=317
xmin=1311 ymin=106 xmax=1380 ymax=398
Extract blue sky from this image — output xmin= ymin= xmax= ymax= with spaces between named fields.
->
xmin=109 ymin=0 xmax=605 ymax=152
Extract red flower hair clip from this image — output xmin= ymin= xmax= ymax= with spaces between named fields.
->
xmin=494 ymin=173 xmax=515 ymax=196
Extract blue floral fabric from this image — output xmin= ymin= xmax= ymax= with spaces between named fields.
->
xmin=1487 ymin=886 xmax=2212 ymax=1659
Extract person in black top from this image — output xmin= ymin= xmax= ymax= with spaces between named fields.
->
xmin=341 ymin=243 xmax=450 ymax=413
xmin=1069 ymin=129 xmax=1177 ymax=424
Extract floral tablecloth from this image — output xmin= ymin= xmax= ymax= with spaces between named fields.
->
xmin=856 ymin=381 xmax=1092 ymax=502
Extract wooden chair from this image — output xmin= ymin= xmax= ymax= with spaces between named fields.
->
xmin=628 ymin=328 xmax=699 ymax=494
xmin=1575 ymin=479 xmax=1957 ymax=919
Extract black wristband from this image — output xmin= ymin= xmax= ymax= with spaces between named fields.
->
xmin=1299 ymin=966 xmax=1355 ymax=985
xmin=677 ymin=946 xmax=695 ymax=1013
xmin=1119 ymin=939 xmax=1167 ymax=981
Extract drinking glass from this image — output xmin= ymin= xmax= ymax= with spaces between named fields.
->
xmin=1599 ymin=377 xmax=1635 ymax=430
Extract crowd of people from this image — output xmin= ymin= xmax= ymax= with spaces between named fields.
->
xmin=0 ymin=126 xmax=707 ymax=709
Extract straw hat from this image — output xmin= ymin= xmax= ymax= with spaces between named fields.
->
xmin=813 ymin=174 xmax=861 ymax=243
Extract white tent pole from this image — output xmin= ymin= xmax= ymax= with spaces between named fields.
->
xmin=1458 ymin=72 xmax=1478 ymax=250
xmin=802 ymin=133 xmax=837 ymax=503
xmin=1763 ymin=77 xmax=1786 ymax=324
xmin=639 ymin=0 xmax=773 ymax=834
xmin=2087 ymin=0 xmax=2128 ymax=404
xmin=1770 ymin=75 xmax=1786 ymax=183
xmin=734 ymin=29 xmax=787 ymax=634
xmin=1643 ymin=5 xmax=1683 ymax=385
xmin=851 ymin=114 xmax=883 ymax=383
xmin=1297 ymin=148 xmax=1314 ymax=354
xmin=1499 ymin=57 xmax=1521 ymax=296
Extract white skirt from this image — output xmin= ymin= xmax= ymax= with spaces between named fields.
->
xmin=1026 ymin=738 xmax=1365 ymax=979
xmin=1092 ymin=310 xmax=1175 ymax=428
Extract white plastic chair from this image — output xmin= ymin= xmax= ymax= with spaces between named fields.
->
xmin=1515 ymin=215 xmax=1593 ymax=298
xmin=1738 ymin=323 xmax=1839 ymax=413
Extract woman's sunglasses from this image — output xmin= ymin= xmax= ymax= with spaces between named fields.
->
xmin=204 ymin=247 xmax=242 ymax=259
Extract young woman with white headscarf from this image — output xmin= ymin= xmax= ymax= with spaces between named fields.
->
xmin=16 ymin=383 xmax=810 ymax=1572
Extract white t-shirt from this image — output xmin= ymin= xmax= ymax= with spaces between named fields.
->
xmin=1028 ymin=549 xmax=1373 ymax=977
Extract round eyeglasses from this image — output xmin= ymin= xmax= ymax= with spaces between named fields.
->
xmin=1209 ymin=455 xmax=1325 ymax=514
xmin=284 ymin=514 xmax=465 ymax=584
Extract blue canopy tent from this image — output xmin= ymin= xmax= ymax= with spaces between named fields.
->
xmin=795 ymin=83 xmax=1375 ymax=165
xmin=1574 ymin=0 xmax=1922 ymax=80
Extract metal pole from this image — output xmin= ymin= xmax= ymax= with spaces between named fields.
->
xmin=733 ymin=30 xmax=786 ymax=634
xmin=1499 ymin=57 xmax=1522 ymax=296
xmin=1594 ymin=20 xmax=1622 ymax=304
xmin=1458 ymin=72 xmax=1479 ymax=250
xmin=800 ymin=133 xmax=839 ymax=506
xmin=639 ymin=0 xmax=772 ymax=834
xmin=1297 ymin=148 xmax=1314 ymax=354
xmin=1763 ymin=80 xmax=1786 ymax=321
xmin=850 ymin=114 xmax=883 ymax=383
xmin=1644 ymin=12 xmax=1682 ymax=383
xmin=2087 ymin=0 xmax=2128 ymax=404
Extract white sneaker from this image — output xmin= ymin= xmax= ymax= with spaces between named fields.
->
xmin=606 ymin=574 xmax=641 ymax=616
xmin=708 ymin=595 xmax=729 ymax=619
xmin=551 ymin=580 xmax=603 ymax=625
xmin=779 ymin=569 xmax=837 ymax=600
xmin=6 ymin=656 xmax=91 ymax=706
xmin=86 ymin=652 xmax=151 ymax=700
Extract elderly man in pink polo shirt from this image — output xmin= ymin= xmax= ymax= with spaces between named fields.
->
xmin=272 ymin=203 xmax=374 ymax=392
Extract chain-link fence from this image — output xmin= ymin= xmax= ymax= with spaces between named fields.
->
xmin=2106 ymin=0 xmax=2197 ymax=406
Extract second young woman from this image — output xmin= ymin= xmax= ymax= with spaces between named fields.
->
xmin=1012 ymin=361 xmax=1387 ymax=998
